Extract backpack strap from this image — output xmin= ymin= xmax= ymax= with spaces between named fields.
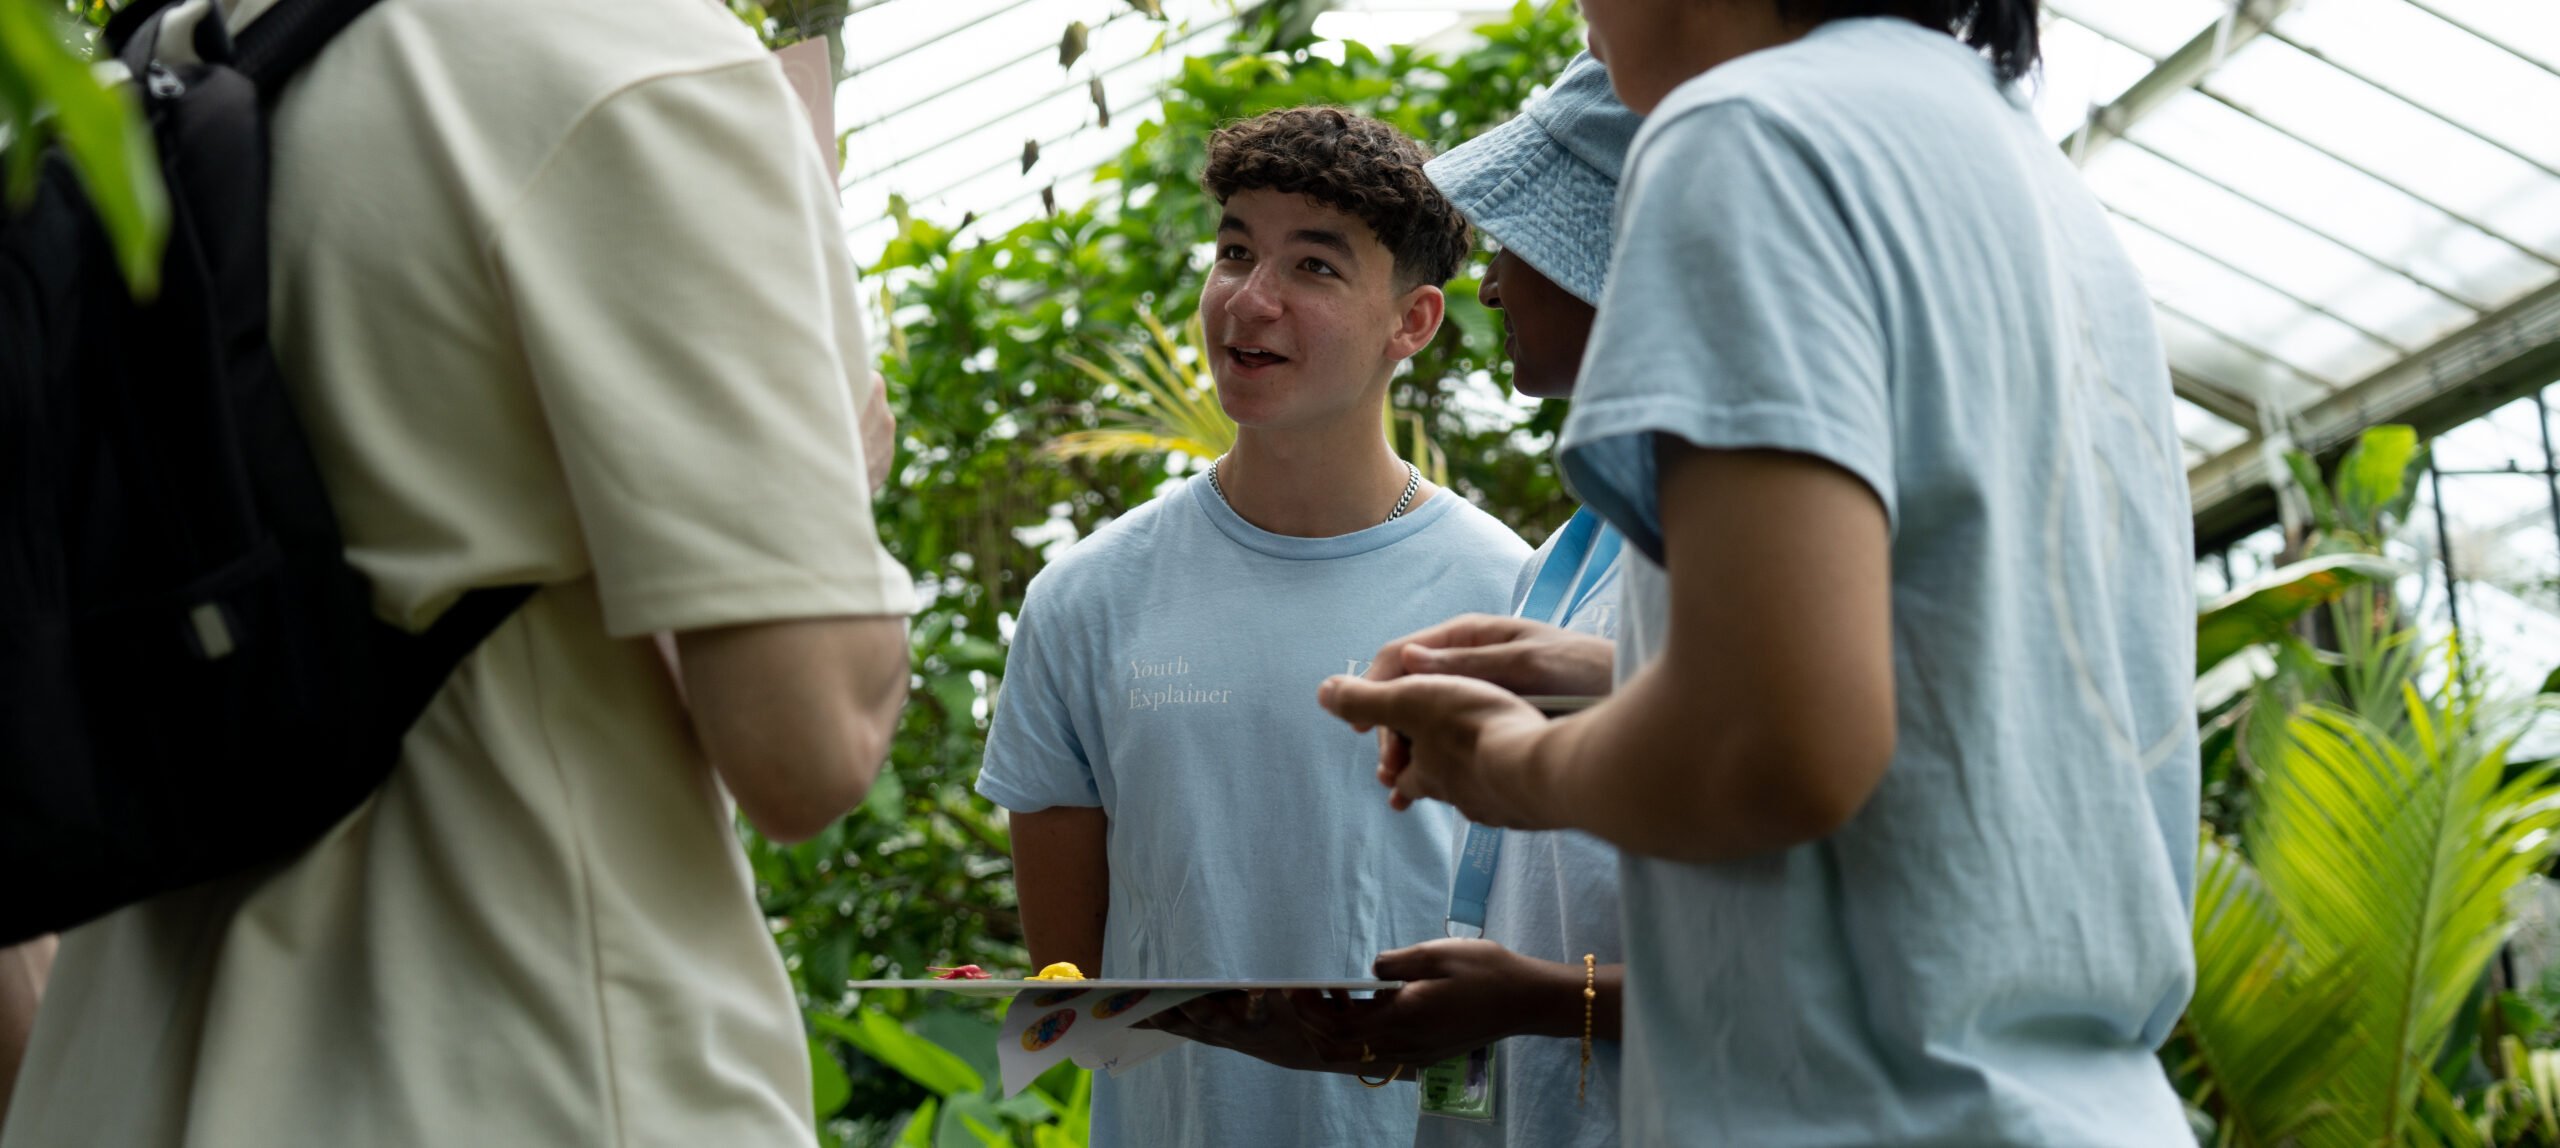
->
xmin=375 ymin=585 xmax=540 ymax=738
xmin=232 ymin=0 xmax=390 ymax=93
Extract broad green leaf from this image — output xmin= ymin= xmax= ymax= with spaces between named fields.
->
xmin=912 ymin=1008 xmax=1002 ymax=1092
xmin=808 ymin=1036 xmax=851 ymax=1121
xmin=2196 ymin=553 xmax=2402 ymax=676
xmin=894 ymin=1098 xmax=940 ymax=1148
xmin=825 ymin=1008 xmax=984 ymax=1097
xmin=2333 ymin=425 xmax=2421 ymax=536
xmin=936 ymin=1092 xmax=1014 ymax=1148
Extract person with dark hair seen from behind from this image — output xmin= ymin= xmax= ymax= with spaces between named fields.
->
xmin=1321 ymin=3 xmax=2202 ymax=1146
xmin=976 ymin=107 xmax=1529 ymax=1147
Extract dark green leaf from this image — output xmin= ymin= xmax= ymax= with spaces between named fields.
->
xmin=830 ymin=1009 xmax=985 ymax=1097
xmin=809 ymin=1036 xmax=852 ymax=1120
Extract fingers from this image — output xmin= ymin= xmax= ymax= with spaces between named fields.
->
xmin=1401 ymin=640 xmax=1542 ymax=691
xmin=1367 ymin=614 xmax=1543 ymax=682
xmin=1318 ymin=675 xmax=1410 ymax=733
xmin=1371 ymin=942 xmax=1451 ymax=982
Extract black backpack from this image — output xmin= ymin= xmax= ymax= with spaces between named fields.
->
xmin=0 ymin=0 xmax=531 ymax=945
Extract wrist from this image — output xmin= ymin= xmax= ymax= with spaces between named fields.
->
xmin=1520 ymin=957 xmax=1588 ymax=1040
xmin=1508 ymin=716 xmax=1578 ymax=830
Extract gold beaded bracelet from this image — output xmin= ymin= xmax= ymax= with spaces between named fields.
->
xmin=1578 ymin=953 xmax=1597 ymax=1105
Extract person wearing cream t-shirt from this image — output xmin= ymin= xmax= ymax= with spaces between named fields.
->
xmin=1 ymin=1 xmax=915 ymax=1146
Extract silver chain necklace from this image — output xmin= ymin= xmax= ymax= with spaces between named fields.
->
xmin=1208 ymin=457 xmax=1421 ymax=524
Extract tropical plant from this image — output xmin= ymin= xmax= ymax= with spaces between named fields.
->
xmin=1046 ymin=310 xmax=1235 ymax=464
xmin=2170 ymin=418 xmax=2560 ymax=1145
xmin=4 ymin=0 xmax=165 ymax=293
xmin=1042 ymin=309 xmax=1454 ymax=487
xmin=817 ymin=1005 xmax=1092 ymax=1147
xmin=2176 ymin=638 xmax=2560 ymax=1146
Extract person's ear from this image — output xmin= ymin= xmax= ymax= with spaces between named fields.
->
xmin=1385 ymin=282 xmax=1446 ymax=362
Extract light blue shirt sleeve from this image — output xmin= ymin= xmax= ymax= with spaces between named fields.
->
xmin=976 ymin=585 xmax=1102 ymax=812
xmin=1563 ymin=98 xmax=1897 ymax=563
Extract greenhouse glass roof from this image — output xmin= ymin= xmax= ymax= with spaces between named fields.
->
xmin=831 ymin=0 xmax=2560 ymax=545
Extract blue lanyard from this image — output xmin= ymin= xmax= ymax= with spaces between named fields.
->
xmin=1445 ymin=508 xmax=1619 ymax=938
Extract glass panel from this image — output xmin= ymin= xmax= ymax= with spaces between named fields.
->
xmin=2085 ymin=143 xmax=2474 ymax=349
xmin=2175 ymin=396 xmax=2252 ymax=456
xmin=2152 ymin=310 xmax=2331 ymax=414
xmin=2030 ymin=17 xmax=2165 ymax=140
xmin=2227 ymin=525 xmax=2285 ymax=584
xmin=2407 ymin=390 xmax=2560 ymax=704
xmin=2042 ymin=0 xmax=2223 ymax=61
xmin=2280 ymin=0 xmax=2560 ymax=174
xmin=2128 ymin=94 xmax=2545 ymax=311
xmin=2207 ymin=38 xmax=2560 ymax=262
xmin=2423 ymin=0 xmax=2560 ymax=76
xmin=2112 ymin=221 xmax=2399 ymax=387
xmin=841 ymin=10 xmax=1235 ymax=260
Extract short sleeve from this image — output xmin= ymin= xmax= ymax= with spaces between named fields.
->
xmin=1559 ymin=98 xmax=1894 ymax=563
xmin=490 ymin=61 xmax=917 ymax=637
xmin=976 ymin=590 xmax=1102 ymax=812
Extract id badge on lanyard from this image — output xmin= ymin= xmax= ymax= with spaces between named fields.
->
xmin=1421 ymin=508 xmax=1618 ymax=1123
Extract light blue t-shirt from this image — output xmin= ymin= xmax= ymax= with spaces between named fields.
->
xmin=1557 ymin=19 xmax=2199 ymax=1148
xmin=976 ymin=475 xmax=1530 ymax=1148
xmin=1418 ymin=510 xmax=1627 ymax=1148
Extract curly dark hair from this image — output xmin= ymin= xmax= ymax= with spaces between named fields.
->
xmin=1200 ymin=107 xmax=1470 ymax=288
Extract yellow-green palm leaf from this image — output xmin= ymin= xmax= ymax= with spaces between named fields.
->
xmin=2255 ymin=691 xmax=2560 ymax=1146
xmin=2179 ymin=835 xmax=2360 ymax=1147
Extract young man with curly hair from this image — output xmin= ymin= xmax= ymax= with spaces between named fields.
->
xmin=975 ymin=107 xmax=1528 ymax=1147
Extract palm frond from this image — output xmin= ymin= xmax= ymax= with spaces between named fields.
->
xmin=2179 ymin=834 xmax=2361 ymax=1147
xmin=1045 ymin=427 xmax=1225 ymax=460
xmin=1043 ymin=311 xmax=1235 ymax=465
xmin=1043 ymin=310 xmax=1455 ymax=484
xmin=2252 ymin=688 xmax=2560 ymax=1146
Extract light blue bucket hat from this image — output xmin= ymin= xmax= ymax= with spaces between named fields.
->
xmin=1424 ymin=52 xmax=1640 ymax=307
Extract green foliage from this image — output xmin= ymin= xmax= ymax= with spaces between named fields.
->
xmin=750 ymin=6 xmax=1588 ymax=1140
xmin=2197 ymin=553 xmax=2403 ymax=679
xmin=2177 ymin=646 xmax=2560 ymax=1146
xmin=819 ymin=1007 xmax=1091 ymax=1147
xmin=2174 ymin=420 xmax=2560 ymax=1143
xmin=1047 ymin=310 xmax=1234 ymax=463
xmin=2287 ymin=425 xmax=2431 ymax=558
xmin=4 ymin=0 xmax=166 ymax=294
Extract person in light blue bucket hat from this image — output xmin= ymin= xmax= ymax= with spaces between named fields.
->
xmin=1156 ymin=54 xmax=1644 ymax=1148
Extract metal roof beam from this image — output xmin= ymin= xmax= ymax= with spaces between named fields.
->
xmin=2173 ymin=368 xmax=2268 ymax=427
xmin=2060 ymin=0 xmax=2300 ymax=163
xmin=2189 ymin=275 xmax=2560 ymax=548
